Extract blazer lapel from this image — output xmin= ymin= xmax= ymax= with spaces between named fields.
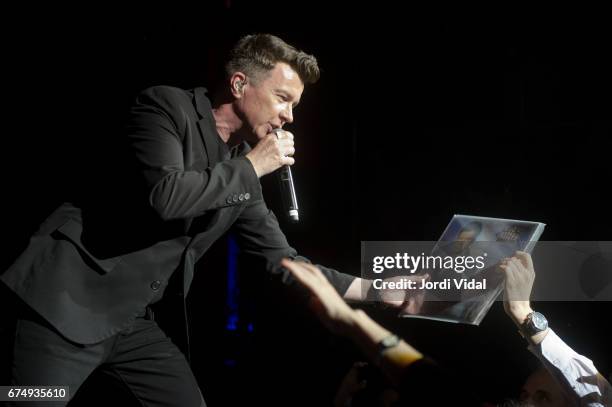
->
xmin=194 ymin=87 xmax=228 ymax=167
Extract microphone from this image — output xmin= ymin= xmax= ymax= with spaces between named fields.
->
xmin=272 ymin=128 xmax=299 ymax=222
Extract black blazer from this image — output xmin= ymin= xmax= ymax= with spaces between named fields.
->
xmin=1 ymin=86 xmax=355 ymax=345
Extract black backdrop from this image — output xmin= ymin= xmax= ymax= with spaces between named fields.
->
xmin=3 ymin=3 xmax=611 ymax=405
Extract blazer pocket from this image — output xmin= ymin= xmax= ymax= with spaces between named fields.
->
xmin=54 ymin=218 xmax=123 ymax=274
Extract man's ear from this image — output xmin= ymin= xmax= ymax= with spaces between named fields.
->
xmin=231 ymin=73 xmax=247 ymax=98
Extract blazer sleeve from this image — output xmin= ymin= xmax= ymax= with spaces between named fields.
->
xmin=126 ymin=86 xmax=262 ymax=221
xmin=231 ymin=197 xmax=356 ymax=296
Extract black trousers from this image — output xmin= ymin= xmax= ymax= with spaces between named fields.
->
xmin=1 ymin=295 xmax=206 ymax=407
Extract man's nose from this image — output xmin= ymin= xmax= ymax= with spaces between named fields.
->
xmin=280 ymin=106 xmax=293 ymax=124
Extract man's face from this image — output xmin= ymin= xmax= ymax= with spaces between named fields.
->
xmin=449 ymin=230 xmax=477 ymax=254
xmin=519 ymin=368 xmax=572 ymax=407
xmin=236 ymin=62 xmax=304 ymax=142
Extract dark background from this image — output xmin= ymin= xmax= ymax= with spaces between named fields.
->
xmin=3 ymin=3 xmax=611 ymax=405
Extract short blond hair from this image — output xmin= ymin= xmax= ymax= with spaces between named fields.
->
xmin=226 ymin=34 xmax=320 ymax=85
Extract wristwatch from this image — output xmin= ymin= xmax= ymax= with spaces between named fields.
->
xmin=376 ymin=334 xmax=400 ymax=363
xmin=520 ymin=311 xmax=548 ymax=337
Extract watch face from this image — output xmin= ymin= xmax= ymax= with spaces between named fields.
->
xmin=381 ymin=335 xmax=399 ymax=348
xmin=531 ymin=312 xmax=548 ymax=330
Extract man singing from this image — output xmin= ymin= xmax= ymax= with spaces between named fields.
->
xmin=1 ymin=34 xmax=375 ymax=406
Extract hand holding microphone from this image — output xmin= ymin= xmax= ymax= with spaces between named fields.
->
xmin=244 ymin=128 xmax=299 ymax=222
xmin=245 ymin=129 xmax=294 ymax=178
xmin=272 ymin=128 xmax=299 ymax=222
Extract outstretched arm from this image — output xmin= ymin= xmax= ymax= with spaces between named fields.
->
xmin=501 ymin=251 xmax=611 ymax=405
xmin=281 ymin=259 xmax=423 ymax=386
xmin=500 ymin=251 xmax=548 ymax=345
